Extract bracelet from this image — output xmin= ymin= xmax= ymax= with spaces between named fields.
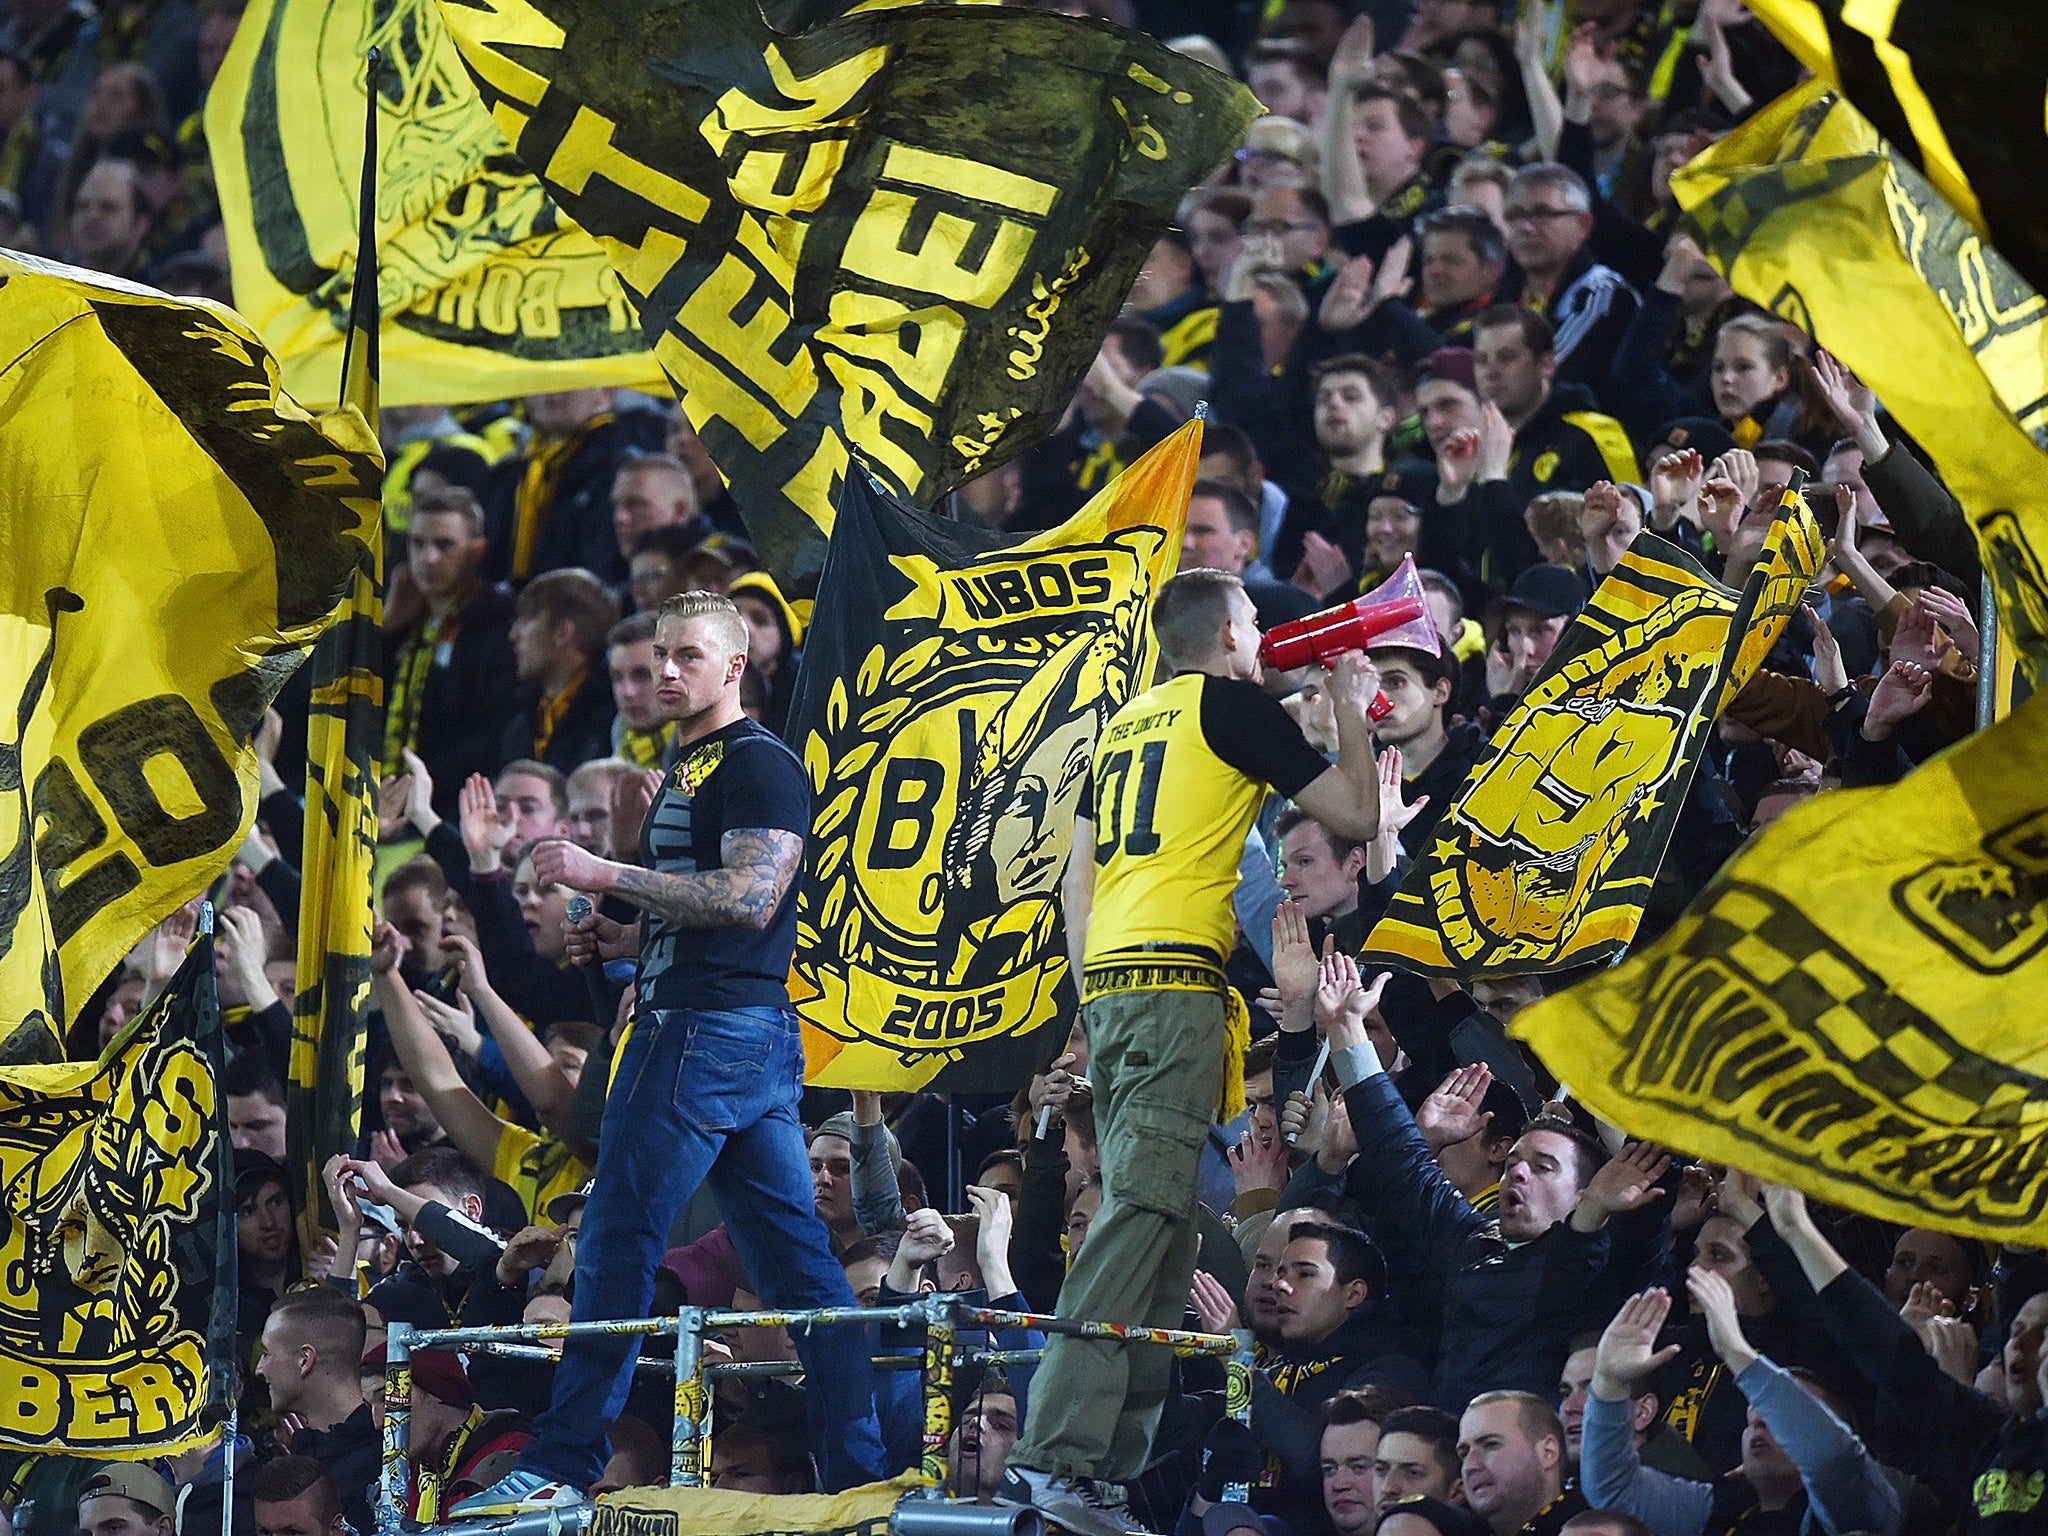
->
xmin=1826 ymin=685 xmax=1858 ymax=707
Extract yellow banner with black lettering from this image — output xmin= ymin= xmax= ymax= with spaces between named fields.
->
xmin=1513 ymin=690 xmax=2048 ymax=1244
xmin=0 ymin=254 xmax=382 ymax=1062
xmin=430 ymin=0 xmax=1256 ymax=592
xmin=589 ymin=1473 xmax=923 ymax=1536
xmin=1742 ymin=0 xmax=2048 ymax=300
xmin=791 ymin=421 xmax=1198 ymax=1092
xmin=207 ymin=0 xmax=667 ymax=410
xmin=0 ymin=929 xmax=235 ymax=1454
xmin=1674 ymin=81 xmax=2048 ymax=680
xmin=1362 ymin=504 xmax=1821 ymax=979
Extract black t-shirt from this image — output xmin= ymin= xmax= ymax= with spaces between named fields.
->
xmin=635 ymin=718 xmax=810 ymax=1013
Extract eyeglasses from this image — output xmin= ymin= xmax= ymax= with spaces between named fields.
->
xmin=1245 ymin=218 xmax=1319 ymax=236
xmin=1504 ymin=205 xmax=1582 ymax=225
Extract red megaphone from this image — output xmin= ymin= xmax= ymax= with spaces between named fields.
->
xmin=1258 ymin=555 xmax=1444 ymax=673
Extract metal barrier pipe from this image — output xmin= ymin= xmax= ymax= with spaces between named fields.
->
xmin=1979 ymin=571 xmax=2001 ymax=729
xmin=671 ymin=1307 xmax=704 ymax=1489
xmin=444 ymin=1507 xmax=596 ymax=1536
xmin=377 ymin=1322 xmax=413 ymax=1536
xmin=891 ymin=1499 xmax=1046 ymax=1536
xmin=919 ymin=1296 xmax=957 ymax=1497
xmin=460 ymin=1339 xmax=675 ymax=1375
xmin=948 ymin=1305 xmax=1235 ymax=1355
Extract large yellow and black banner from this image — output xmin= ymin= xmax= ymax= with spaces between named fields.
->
xmin=289 ymin=75 xmax=386 ymax=1250
xmin=1514 ymin=690 xmax=2048 ymax=1244
xmin=589 ymin=1473 xmax=923 ymax=1536
xmin=791 ymin=420 xmax=1197 ymax=1092
xmin=208 ymin=0 xmax=667 ymax=410
xmin=1362 ymin=508 xmax=1821 ymax=979
xmin=430 ymin=0 xmax=1256 ymax=591
xmin=1674 ymin=81 xmax=2048 ymax=680
xmin=0 ymin=927 xmax=235 ymax=1453
xmin=1742 ymin=0 xmax=2048 ymax=301
xmin=0 ymin=254 xmax=381 ymax=1063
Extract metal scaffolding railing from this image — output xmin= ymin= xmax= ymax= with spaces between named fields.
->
xmin=377 ymin=1296 xmax=1256 ymax=1536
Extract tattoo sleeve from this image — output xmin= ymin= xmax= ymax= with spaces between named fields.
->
xmin=608 ymin=828 xmax=805 ymax=931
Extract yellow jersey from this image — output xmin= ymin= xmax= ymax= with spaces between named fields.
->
xmin=1081 ymin=672 xmax=1329 ymax=993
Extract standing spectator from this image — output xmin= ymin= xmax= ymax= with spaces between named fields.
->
xmin=78 ymin=1468 xmax=172 ymax=1536
xmin=1366 ymin=643 xmax=1481 ymax=855
xmin=1374 ymin=1406 xmax=1466 ymax=1517
xmin=485 ymin=389 xmax=665 ymax=584
xmin=1326 ymin=84 xmax=1440 ymax=268
xmin=1129 ymin=227 xmax=1220 ymax=370
xmin=248 ymin=1460 xmax=347 ymax=1536
xmin=1273 ymin=354 xmax=1404 ymax=589
xmin=1501 ymin=165 xmax=1637 ymax=394
xmin=607 ymin=454 xmax=703 ymax=585
xmin=255 ymin=1291 xmax=378 ymax=1535
xmin=64 ymin=154 xmax=150 ymax=275
xmin=1458 ymin=1392 xmax=1583 ymax=1536
xmin=503 ymin=569 xmax=618 ymax=774
xmin=604 ymin=613 xmax=673 ymax=770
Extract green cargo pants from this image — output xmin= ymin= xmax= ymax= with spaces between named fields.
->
xmin=1008 ymin=984 xmax=1224 ymax=1482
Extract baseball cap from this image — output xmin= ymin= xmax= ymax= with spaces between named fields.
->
xmin=1417 ymin=346 xmax=1477 ymax=396
xmin=1503 ymin=564 xmax=1590 ymax=619
xmin=1650 ymin=416 xmax=1737 ymax=465
xmin=233 ymin=1147 xmax=291 ymax=1201
xmin=546 ymin=1178 xmax=593 ymax=1224
xmin=80 ymin=1466 xmax=174 ymax=1518
xmin=1371 ymin=459 xmax=1439 ymax=511
xmin=361 ymin=1344 xmax=472 ymax=1410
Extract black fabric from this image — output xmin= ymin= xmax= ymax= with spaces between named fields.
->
xmin=292 ymin=1404 xmax=381 ymax=1536
xmin=500 ymin=667 xmax=618 ymax=777
xmin=635 ymin=718 xmax=810 ymax=1013
xmin=480 ymin=409 xmax=668 ymax=586
xmin=383 ymin=582 xmax=521 ymax=817
xmin=1198 ymin=675 xmax=1330 ymax=799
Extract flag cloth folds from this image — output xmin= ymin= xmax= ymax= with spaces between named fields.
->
xmin=207 ymin=0 xmax=666 ymax=410
xmin=1740 ymin=0 xmax=2048 ymax=300
xmin=430 ymin=0 xmax=1257 ymax=592
xmin=289 ymin=54 xmax=386 ymax=1249
xmin=1673 ymin=81 xmax=2048 ymax=680
xmin=791 ymin=419 xmax=1198 ymax=1092
xmin=1513 ymin=690 xmax=2048 ymax=1245
xmin=1362 ymin=501 xmax=1821 ymax=979
xmin=0 ymin=253 xmax=381 ymax=1062
xmin=0 ymin=924 xmax=235 ymax=1454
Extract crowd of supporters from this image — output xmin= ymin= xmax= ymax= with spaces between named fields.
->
xmin=3 ymin=1 xmax=2024 ymax=1535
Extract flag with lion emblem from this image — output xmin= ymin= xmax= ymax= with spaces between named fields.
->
xmin=791 ymin=420 xmax=1199 ymax=1092
xmin=0 ymin=926 xmax=234 ymax=1454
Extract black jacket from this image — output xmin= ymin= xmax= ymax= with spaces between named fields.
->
xmin=500 ymin=666 xmax=616 ymax=777
xmin=481 ymin=408 xmax=668 ymax=585
xmin=1340 ymin=1069 xmax=1616 ymax=1411
xmin=293 ymin=1403 xmax=381 ymax=1535
xmin=1530 ymin=245 xmax=1640 ymax=397
xmin=384 ymin=582 xmax=521 ymax=819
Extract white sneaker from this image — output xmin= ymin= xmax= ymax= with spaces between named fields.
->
xmin=449 ymin=1469 xmax=590 ymax=1519
xmin=998 ymin=1468 xmax=1145 ymax=1536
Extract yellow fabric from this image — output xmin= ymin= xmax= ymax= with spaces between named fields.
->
xmin=531 ymin=667 xmax=590 ymax=760
xmin=493 ymin=1121 xmax=591 ymax=1226
xmin=1083 ymin=673 xmax=1269 ymax=970
xmin=617 ymin=722 xmax=676 ymax=770
xmin=0 ymin=252 xmax=378 ymax=1057
xmin=512 ymin=415 xmax=610 ymax=579
xmin=382 ymin=428 xmax=499 ymax=533
xmin=586 ymin=1474 xmax=929 ymax=1536
xmin=205 ymin=0 xmax=665 ymax=409
xmin=728 ymin=570 xmax=807 ymax=648
xmin=1561 ymin=408 xmax=1645 ymax=487
xmin=1672 ymin=81 xmax=2048 ymax=680
xmin=1513 ymin=691 xmax=2048 ymax=1244
xmin=1156 ymin=304 xmax=1219 ymax=370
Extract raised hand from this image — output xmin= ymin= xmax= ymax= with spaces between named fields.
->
xmin=1649 ymin=448 xmax=1705 ymax=522
xmin=1474 ymin=402 xmax=1514 ymax=485
xmin=1228 ymin=1123 xmax=1292 ymax=1196
xmin=1813 ymin=350 xmax=1881 ymax=446
xmin=1573 ymin=1142 xmax=1672 ymax=1230
xmin=610 ymin=768 xmax=661 ymax=860
xmin=1900 ymin=1278 xmax=1957 ymax=1344
xmin=1319 ymin=253 xmax=1380 ymax=333
xmin=459 ymin=773 xmax=513 ymax=872
xmin=1716 ymin=1167 xmax=1765 ymax=1229
xmin=1699 ymin=477 xmax=1746 ymax=550
xmin=1294 ymin=531 xmax=1354 ymax=599
xmin=497 ymin=1225 xmax=565 ymax=1285
xmin=1705 ymin=448 xmax=1759 ymax=510
xmin=1270 ymin=902 xmax=1322 ymax=1017
xmin=1862 ymin=658 xmax=1932 ymax=741
xmin=1027 ymin=1051 xmax=1079 ymax=1120
xmin=1190 ymin=1268 xmax=1243 ymax=1335
xmin=1592 ymin=1289 xmax=1682 ymax=1398
xmin=1810 ymin=610 xmax=1848 ymax=695
xmin=1373 ymin=235 xmax=1415 ymax=306
xmin=217 ymin=904 xmax=279 ymax=1012
xmin=1687 ymin=1265 xmax=1758 ymax=1373
xmin=1915 ymin=585 xmax=1981 ymax=666
xmin=412 ymin=986 xmax=482 ymax=1058
xmin=1415 ymin=1063 xmax=1494 ymax=1151
xmin=369 ymin=918 xmax=408 ymax=977
xmin=1925 ymin=1315 xmax=1980 ymax=1385
xmin=1328 ymin=11 xmax=1376 ymax=85
xmin=968 ymin=1183 xmax=1017 ymax=1296
xmin=900 ymin=1206 xmax=955 ymax=1269
xmin=1436 ymin=427 xmax=1481 ymax=501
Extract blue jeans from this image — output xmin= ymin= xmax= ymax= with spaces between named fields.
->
xmin=521 ymin=1005 xmax=887 ymax=1491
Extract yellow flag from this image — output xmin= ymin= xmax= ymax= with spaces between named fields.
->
xmin=791 ymin=422 xmax=1198 ymax=1092
xmin=1514 ymin=691 xmax=2048 ymax=1244
xmin=1673 ymin=81 xmax=2048 ymax=679
xmin=0 ymin=254 xmax=381 ymax=1061
xmin=206 ymin=0 xmax=666 ymax=409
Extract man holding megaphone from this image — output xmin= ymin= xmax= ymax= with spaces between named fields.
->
xmin=1002 ymin=568 xmax=1383 ymax=1536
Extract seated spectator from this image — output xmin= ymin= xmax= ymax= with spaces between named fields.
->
xmin=1374 ymin=1405 xmax=1466 ymax=1519
xmin=1582 ymin=1281 xmax=1901 ymax=1536
xmin=592 ymin=1415 xmax=670 ymax=1497
xmin=608 ymin=453 xmax=703 ymax=579
xmin=1458 ymin=1392 xmax=1583 ymax=1536
xmin=711 ymin=1419 xmax=814 ymax=1495
xmin=1500 ymin=164 xmax=1636 ymax=396
xmin=483 ymin=388 xmax=666 ymax=584
xmin=1276 ymin=808 xmax=1370 ymax=953
xmin=248 ymin=1458 xmax=347 ymax=1536
xmin=1382 ymin=1498 xmax=1493 ymax=1536
xmin=254 ymin=1290 xmax=377 ymax=1534
xmin=1274 ymin=353 xmax=1405 ymax=589
xmin=951 ymin=1378 xmax=1022 ymax=1502
xmin=359 ymin=1346 xmax=531 ymax=1522
xmin=78 ymin=1465 xmax=173 ymax=1536
xmin=224 ymin=1054 xmax=288 ymax=1161
xmin=503 ymin=568 xmax=619 ymax=774
xmin=383 ymin=489 xmax=520 ymax=818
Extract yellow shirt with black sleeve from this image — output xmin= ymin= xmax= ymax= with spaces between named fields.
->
xmin=1081 ymin=672 xmax=1330 ymax=1000
xmin=492 ymin=1121 xmax=590 ymax=1226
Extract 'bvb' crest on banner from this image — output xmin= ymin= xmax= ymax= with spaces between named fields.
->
xmin=793 ymin=424 xmax=1198 ymax=1093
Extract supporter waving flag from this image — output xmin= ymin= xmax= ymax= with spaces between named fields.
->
xmin=429 ymin=0 xmax=1257 ymax=591
xmin=0 ymin=254 xmax=380 ymax=1063
xmin=791 ymin=420 xmax=1198 ymax=1094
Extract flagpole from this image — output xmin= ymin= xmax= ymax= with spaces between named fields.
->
xmin=1977 ymin=571 xmax=1999 ymax=730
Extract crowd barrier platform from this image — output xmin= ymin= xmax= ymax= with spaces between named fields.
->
xmin=378 ymin=1297 xmax=1256 ymax=1536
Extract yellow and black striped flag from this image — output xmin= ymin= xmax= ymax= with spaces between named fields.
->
xmin=429 ymin=0 xmax=1257 ymax=591
xmin=288 ymin=49 xmax=386 ymax=1246
xmin=207 ymin=0 xmax=665 ymax=409
xmin=0 ymin=255 xmax=381 ymax=1062
xmin=0 ymin=925 xmax=237 ymax=1454
xmin=1362 ymin=491 xmax=1822 ymax=979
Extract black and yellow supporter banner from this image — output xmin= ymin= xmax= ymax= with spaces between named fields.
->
xmin=1674 ymin=81 xmax=2048 ymax=680
xmin=791 ymin=420 xmax=1197 ymax=1093
xmin=1743 ymin=0 xmax=2048 ymax=300
xmin=0 ymin=926 xmax=235 ymax=1453
xmin=1363 ymin=512 xmax=1820 ymax=979
xmin=207 ymin=0 xmax=667 ymax=409
xmin=289 ymin=68 xmax=387 ymax=1252
xmin=589 ymin=1473 xmax=923 ymax=1536
xmin=0 ymin=254 xmax=382 ymax=1063
xmin=1514 ymin=690 xmax=2048 ymax=1244
xmin=430 ymin=0 xmax=1256 ymax=591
